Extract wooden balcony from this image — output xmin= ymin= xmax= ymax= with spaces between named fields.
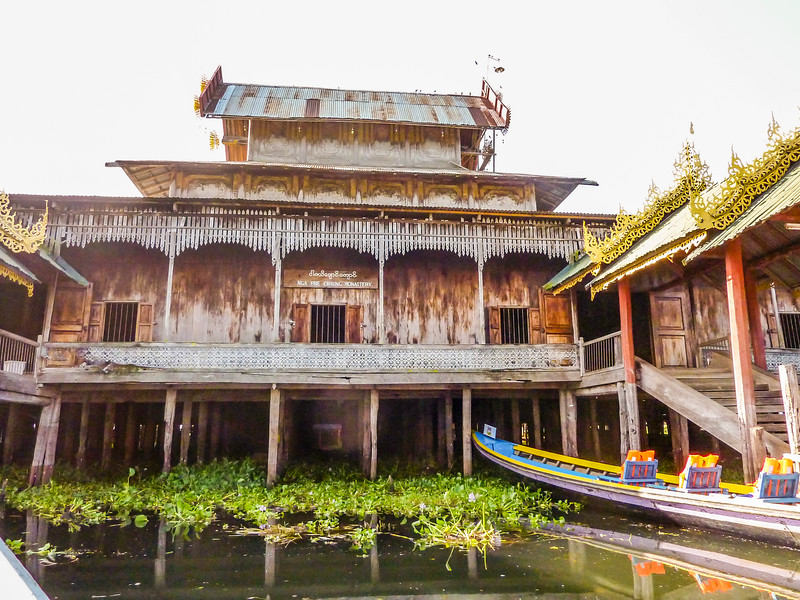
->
xmin=38 ymin=341 xmax=581 ymax=388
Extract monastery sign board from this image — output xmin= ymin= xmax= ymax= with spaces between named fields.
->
xmin=283 ymin=268 xmax=378 ymax=289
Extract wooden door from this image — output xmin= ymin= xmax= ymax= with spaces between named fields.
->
xmin=48 ymin=281 xmax=93 ymax=366
xmin=649 ymin=287 xmax=693 ymax=367
xmin=291 ymin=303 xmax=310 ymax=342
xmin=345 ymin=305 xmax=364 ymax=343
xmin=540 ymin=292 xmax=574 ymax=343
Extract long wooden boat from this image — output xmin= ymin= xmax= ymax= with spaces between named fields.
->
xmin=472 ymin=430 xmax=800 ymax=548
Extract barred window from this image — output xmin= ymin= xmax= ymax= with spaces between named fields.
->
xmin=500 ymin=307 xmax=530 ymax=344
xmin=102 ymin=302 xmax=139 ymax=342
xmin=780 ymin=312 xmax=800 ymax=349
xmin=311 ymin=304 xmax=346 ymax=343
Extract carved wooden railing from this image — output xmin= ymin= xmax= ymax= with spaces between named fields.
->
xmin=581 ymin=332 xmax=622 ymax=374
xmin=41 ymin=342 xmax=579 ymax=372
xmin=0 ymin=328 xmax=39 ymax=374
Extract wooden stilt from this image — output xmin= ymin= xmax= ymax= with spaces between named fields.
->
xmin=559 ymin=388 xmax=578 ymax=457
xmin=617 ymin=382 xmax=630 ymax=461
xmin=76 ymin=400 xmax=90 ymax=470
xmin=101 ymin=401 xmax=116 ymax=471
xmin=745 ymin=269 xmax=767 ymax=370
xmin=123 ymin=403 xmax=137 ymax=466
xmin=210 ymin=402 xmax=221 ymax=460
xmin=462 ymin=387 xmax=472 ymax=476
xmin=361 ymin=392 xmax=371 ymax=476
xmin=511 ymin=399 xmax=521 ymax=443
xmin=444 ymin=392 xmax=454 ymax=470
xmin=725 ymin=238 xmax=759 ymax=482
xmin=162 ymin=389 xmax=177 ymax=474
xmin=419 ymin=399 xmax=432 ymax=460
xmin=369 ymin=389 xmax=379 ymax=480
xmin=29 ymin=395 xmax=61 ymax=486
xmin=60 ymin=404 xmax=77 ymax=463
xmin=668 ymin=409 xmax=689 ymax=469
xmin=532 ymin=395 xmax=542 ymax=448
xmin=3 ymin=403 xmax=19 ymax=465
xmin=267 ymin=388 xmax=282 ymax=486
xmin=779 ymin=364 xmax=800 ymax=455
xmin=589 ymin=398 xmax=601 ymax=459
xmin=436 ymin=397 xmax=446 ymax=467
xmin=180 ymin=400 xmax=193 ymax=465
xmin=279 ymin=395 xmax=289 ymax=467
xmin=749 ymin=426 xmax=767 ymax=476
xmin=196 ymin=402 xmax=208 ymax=464
xmin=143 ymin=404 xmax=157 ymax=461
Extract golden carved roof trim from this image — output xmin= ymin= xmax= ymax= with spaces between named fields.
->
xmin=0 ymin=192 xmax=48 ymax=254
xmin=0 ymin=264 xmax=34 ymax=296
xmin=589 ymin=232 xmax=707 ymax=299
xmin=583 ymin=142 xmax=711 ymax=264
xmin=691 ymin=117 xmax=800 ymax=230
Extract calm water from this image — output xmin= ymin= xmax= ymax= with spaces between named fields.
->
xmin=4 ymin=509 xmax=800 ymax=600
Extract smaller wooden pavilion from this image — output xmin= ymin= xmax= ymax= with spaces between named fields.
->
xmin=548 ymin=118 xmax=800 ymax=480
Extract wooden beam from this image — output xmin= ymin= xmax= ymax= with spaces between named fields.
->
xmin=668 ymin=409 xmax=689 ymax=470
xmin=532 ymin=394 xmax=542 ymax=448
xmin=725 ymin=238 xmax=759 ymax=482
xmin=162 ymin=388 xmax=177 ymax=474
xmin=76 ymin=400 xmax=90 ymax=470
xmin=748 ymin=238 xmax=800 ymax=270
xmin=29 ymin=395 xmax=61 ymax=486
xmin=180 ymin=400 xmax=193 ymax=465
xmin=2 ymin=403 xmax=19 ymax=464
xmin=462 ymin=387 xmax=472 ymax=476
xmin=267 ymin=388 xmax=282 ymax=486
xmin=361 ymin=391 xmax=370 ymax=476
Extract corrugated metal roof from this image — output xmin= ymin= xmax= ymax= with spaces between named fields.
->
xmin=205 ymin=82 xmax=508 ymax=128
xmin=683 ymin=161 xmax=800 ymax=263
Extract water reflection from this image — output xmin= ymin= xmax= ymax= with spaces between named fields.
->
xmin=4 ymin=511 xmax=800 ymax=599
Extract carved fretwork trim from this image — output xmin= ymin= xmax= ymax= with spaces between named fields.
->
xmin=691 ymin=117 xmax=800 ymax=230
xmin=583 ymin=142 xmax=711 ymax=264
xmin=0 ymin=264 xmax=34 ymax=296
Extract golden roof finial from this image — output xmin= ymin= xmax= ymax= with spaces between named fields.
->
xmin=0 ymin=192 xmax=48 ymax=254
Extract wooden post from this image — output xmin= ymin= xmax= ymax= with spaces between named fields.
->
xmin=668 ymin=409 xmax=689 ymax=470
xmin=532 ymin=395 xmax=542 ymax=448
xmin=725 ymin=238 xmax=759 ymax=482
xmin=462 ymin=387 xmax=472 ymax=476
xmin=196 ymin=402 xmax=209 ymax=464
xmin=745 ymin=269 xmax=767 ymax=370
xmin=511 ymin=399 xmax=521 ymax=444
xmin=618 ymin=278 xmax=641 ymax=454
xmin=436 ymin=397 xmax=446 ymax=467
xmin=589 ymin=398 xmax=601 ymax=459
xmin=779 ymin=364 xmax=800 ymax=455
xmin=749 ymin=426 xmax=767 ymax=477
xmin=162 ymin=389 xmax=177 ymax=474
xmin=617 ymin=382 xmax=630 ymax=461
xmin=267 ymin=387 xmax=282 ymax=486
xmin=76 ymin=400 xmax=90 ymax=470
xmin=210 ymin=402 xmax=221 ymax=460
xmin=3 ymin=403 xmax=19 ymax=465
xmin=444 ymin=392 xmax=454 ymax=470
xmin=369 ymin=389 xmax=379 ymax=480
xmin=559 ymin=388 xmax=578 ymax=457
xmin=29 ymin=395 xmax=61 ymax=486
xmin=123 ymin=403 xmax=137 ymax=466
xmin=101 ymin=401 xmax=116 ymax=471
xmin=143 ymin=404 xmax=157 ymax=461
xmin=179 ymin=400 xmax=193 ymax=465
xmin=361 ymin=391 xmax=371 ymax=476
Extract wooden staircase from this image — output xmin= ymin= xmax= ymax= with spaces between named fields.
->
xmin=661 ymin=367 xmax=789 ymax=444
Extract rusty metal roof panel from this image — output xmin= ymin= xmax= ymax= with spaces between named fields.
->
xmin=205 ymin=83 xmax=507 ymax=128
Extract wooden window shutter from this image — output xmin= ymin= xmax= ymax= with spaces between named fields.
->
xmin=541 ymin=292 xmax=574 ymax=344
xmin=345 ymin=304 xmax=364 ymax=343
xmin=291 ymin=303 xmax=310 ymax=342
xmin=528 ymin=308 xmax=542 ymax=344
xmin=87 ymin=302 xmax=105 ymax=342
xmin=136 ymin=303 xmax=154 ymax=342
xmin=488 ymin=306 xmax=501 ymax=344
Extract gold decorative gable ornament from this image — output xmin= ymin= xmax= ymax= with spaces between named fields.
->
xmin=583 ymin=141 xmax=711 ymax=264
xmin=691 ymin=117 xmax=800 ymax=230
xmin=0 ymin=192 xmax=48 ymax=254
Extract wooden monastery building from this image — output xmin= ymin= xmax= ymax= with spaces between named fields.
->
xmin=3 ymin=67 xmax=800 ymax=487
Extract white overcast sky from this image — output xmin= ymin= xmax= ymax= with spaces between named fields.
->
xmin=1 ymin=0 xmax=798 ymax=214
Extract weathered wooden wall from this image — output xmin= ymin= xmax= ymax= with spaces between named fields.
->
xmin=171 ymin=244 xmax=275 ymax=343
xmin=61 ymin=243 xmax=168 ymax=341
xmin=483 ymin=254 xmax=561 ymax=306
xmin=384 ymin=251 xmax=478 ymax=344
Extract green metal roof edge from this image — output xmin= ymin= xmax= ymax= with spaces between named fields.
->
xmin=38 ymin=247 xmax=89 ymax=286
xmin=543 ymin=253 xmax=594 ymax=291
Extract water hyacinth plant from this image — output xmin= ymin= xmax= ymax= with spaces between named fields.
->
xmin=0 ymin=459 xmax=578 ymax=553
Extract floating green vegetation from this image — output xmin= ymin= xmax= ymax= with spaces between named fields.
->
xmin=0 ymin=460 xmax=578 ymax=554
